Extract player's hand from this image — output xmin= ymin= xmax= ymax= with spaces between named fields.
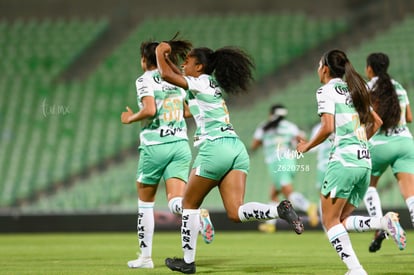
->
xmin=121 ymin=106 xmax=134 ymax=124
xmin=296 ymin=138 xmax=309 ymax=154
xmin=157 ymin=42 xmax=172 ymax=55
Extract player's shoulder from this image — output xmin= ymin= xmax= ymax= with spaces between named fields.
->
xmin=256 ymin=120 xmax=267 ymax=129
xmin=392 ymin=79 xmax=407 ymax=92
xmin=317 ymin=81 xmax=333 ymax=94
xmin=185 ymin=74 xmax=210 ymax=86
xmin=136 ymin=72 xmax=148 ymax=86
xmin=318 ymin=79 xmax=345 ymax=95
xmin=317 ymin=84 xmax=329 ymax=95
xmin=281 ymin=120 xmax=300 ymax=134
xmin=136 ymin=70 xmax=160 ymax=85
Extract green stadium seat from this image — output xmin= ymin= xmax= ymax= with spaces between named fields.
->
xmin=10 ymin=12 xmax=414 ymax=212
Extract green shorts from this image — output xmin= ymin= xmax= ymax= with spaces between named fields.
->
xmin=321 ymin=161 xmax=370 ymax=207
xmin=267 ymin=159 xmax=296 ymax=189
xmin=137 ymin=140 xmax=191 ymax=184
xmin=370 ymin=137 xmax=414 ymax=176
xmin=192 ymin=137 xmax=249 ymax=181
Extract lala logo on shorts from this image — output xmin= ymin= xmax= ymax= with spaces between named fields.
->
xmin=357 ymin=149 xmax=370 ymax=159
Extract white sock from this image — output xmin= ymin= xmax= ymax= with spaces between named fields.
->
xmin=137 ymin=200 xmax=155 ymax=258
xmin=406 ymin=196 xmax=414 ymax=228
xmin=288 ymin=192 xmax=310 ymax=212
xmin=327 ymin=224 xmax=362 ymax=270
xmin=168 ymin=197 xmax=183 ymax=215
xmin=363 ymin=186 xmax=383 ymax=217
xmin=344 ymin=216 xmax=382 ymax=232
xmin=182 ymin=209 xmax=200 ymax=264
xmin=238 ymin=202 xmax=279 ymax=222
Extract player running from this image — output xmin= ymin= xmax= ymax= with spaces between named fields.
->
xmin=156 ymin=42 xmax=304 ymax=274
xmin=121 ymin=36 xmax=214 ymax=269
xmin=363 ymin=52 xmax=414 ymax=252
xmin=297 ymin=49 xmax=406 ymax=275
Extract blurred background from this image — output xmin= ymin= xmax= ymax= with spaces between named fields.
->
xmin=1 ymin=0 xmax=414 ymax=231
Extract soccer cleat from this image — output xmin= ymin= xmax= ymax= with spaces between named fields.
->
xmin=277 ymin=200 xmax=304 ymax=234
xmin=368 ymin=230 xmax=387 ymax=253
xmin=200 ymin=208 xmax=215 ymax=244
xmin=344 ymin=267 xmax=368 ymax=275
xmin=165 ymin=257 xmax=196 ymax=274
xmin=307 ymin=203 xmax=319 ymax=227
xmin=258 ymin=222 xmax=276 ymax=233
xmin=381 ymin=212 xmax=406 ymax=250
xmin=127 ymin=255 xmax=154 ymax=268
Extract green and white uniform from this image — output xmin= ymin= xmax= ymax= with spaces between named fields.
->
xmin=184 ymin=74 xmax=249 ymax=180
xmin=317 ymin=78 xmax=371 ymax=207
xmin=368 ymin=77 xmax=414 ymax=175
xmin=136 ymin=69 xmax=191 ymax=184
xmin=253 ymin=119 xmax=301 ymax=188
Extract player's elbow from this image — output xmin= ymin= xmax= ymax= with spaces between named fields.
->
xmin=142 ymin=105 xmax=156 ymax=118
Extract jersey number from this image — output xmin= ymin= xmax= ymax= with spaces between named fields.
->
xmin=352 ymin=114 xmax=367 ymax=141
xmin=163 ymin=98 xmax=182 ymax=122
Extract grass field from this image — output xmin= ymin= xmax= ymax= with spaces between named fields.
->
xmin=0 ymin=230 xmax=413 ymax=275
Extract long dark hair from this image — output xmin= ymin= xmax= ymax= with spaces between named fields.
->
xmin=262 ymin=104 xmax=287 ymax=131
xmin=367 ymin=53 xmax=400 ymax=131
xmin=188 ymin=46 xmax=254 ymax=94
xmin=323 ymin=49 xmax=372 ymax=125
xmin=140 ymin=33 xmax=192 ymax=67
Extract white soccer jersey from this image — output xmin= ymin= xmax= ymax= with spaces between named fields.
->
xmin=184 ymin=74 xmax=238 ymax=146
xmin=317 ymin=78 xmax=371 ymax=168
xmin=367 ymin=76 xmax=412 ymax=140
xmin=136 ymin=69 xmax=188 ymax=146
xmin=253 ymin=119 xmax=300 ymax=163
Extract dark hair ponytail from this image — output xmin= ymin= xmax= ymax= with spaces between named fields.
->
xmin=140 ymin=32 xmax=192 ymax=68
xmin=189 ymin=46 xmax=254 ymax=95
xmin=165 ymin=32 xmax=192 ymax=65
xmin=367 ymin=53 xmax=400 ymax=131
xmin=262 ymin=104 xmax=287 ymax=131
xmin=323 ymin=49 xmax=372 ymax=125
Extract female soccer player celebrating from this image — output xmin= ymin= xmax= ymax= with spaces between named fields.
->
xmin=363 ymin=52 xmax=414 ymax=252
xmin=297 ymin=49 xmax=406 ymax=275
xmin=121 ymin=36 xmax=214 ymax=269
xmin=156 ymin=43 xmax=304 ymax=274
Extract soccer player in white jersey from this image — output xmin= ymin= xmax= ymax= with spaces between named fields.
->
xmin=297 ymin=49 xmax=406 ymax=275
xmin=362 ymin=52 xmax=414 ymax=252
xmin=251 ymin=104 xmax=319 ymax=233
xmin=156 ymin=42 xmax=304 ymax=274
xmin=120 ymin=37 xmax=214 ymax=269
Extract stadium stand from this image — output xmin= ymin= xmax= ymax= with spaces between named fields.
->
xmin=1 ymin=1 xmax=414 ymax=217
xmin=0 ymin=18 xmax=110 ymax=206
xmin=5 ymin=12 xmax=348 ymax=212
